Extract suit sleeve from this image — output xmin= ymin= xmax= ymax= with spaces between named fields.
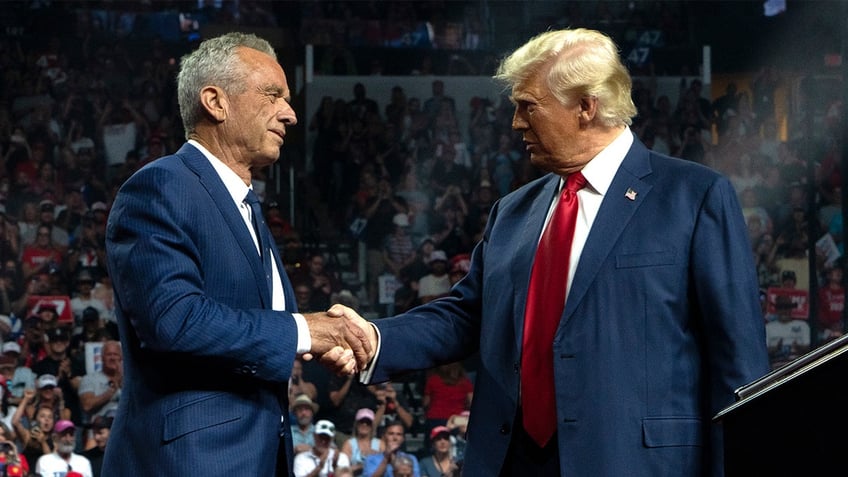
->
xmin=692 ymin=176 xmax=769 ymax=412
xmin=106 ymin=165 xmax=297 ymax=383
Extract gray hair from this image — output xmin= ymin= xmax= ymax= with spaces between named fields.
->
xmin=392 ymin=454 xmax=414 ymax=470
xmin=494 ymin=28 xmax=636 ymax=127
xmin=177 ymin=32 xmax=277 ymax=138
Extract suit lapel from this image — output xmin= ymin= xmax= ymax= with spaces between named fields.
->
xmin=560 ymin=139 xmax=654 ymax=327
xmin=177 ymin=144 xmax=273 ymax=307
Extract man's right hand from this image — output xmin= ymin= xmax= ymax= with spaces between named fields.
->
xmin=303 ymin=309 xmax=373 ymax=373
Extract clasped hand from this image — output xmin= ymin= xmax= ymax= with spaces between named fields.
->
xmin=302 ymin=304 xmax=377 ymax=375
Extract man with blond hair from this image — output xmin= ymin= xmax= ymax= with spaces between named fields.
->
xmin=342 ymin=28 xmax=769 ymax=476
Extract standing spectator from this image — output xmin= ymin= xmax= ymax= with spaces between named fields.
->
xmin=327 ymin=375 xmax=378 ymax=437
xmin=348 ymin=83 xmax=380 ymax=121
xmin=71 ymin=269 xmax=109 ymax=332
xmin=35 ymin=419 xmax=93 ymax=477
xmin=82 ymin=415 xmax=112 ymax=477
xmin=293 ymin=253 xmax=341 ymax=312
xmin=69 ymin=307 xmax=109 ymax=360
xmin=66 ymin=216 xmax=107 ymax=282
xmin=372 ymin=382 xmax=414 ymax=437
xmin=289 ymin=357 xmax=319 ymax=404
xmin=97 ymin=98 xmax=147 ymax=182
xmin=78 ymin=340 xmax=121 ymax=422
xmin=293 ymin=419 xmax=351 ymax=477
xmin=21 ymin=199 xmax=69 ymax=250
xmin=817 ymin=266 xmax=844 ymax=342
xmin=290 ymin=394 xmax=319 ymax=455
xmin=416 ymin=250 xmax=451 ymax=303
xmin=13 ymin=400 xmax=54 ymax=469
xmin=421 ymin=363 xmax=472 ymax=444
xmin=382 ymin=214 xmax=416 ymax=281
xmin=423 ymin=80 xmax=455 ymax=126
xmin=341 ymin=407 xmax=383 ymax=476
xmin=16 ymin=315 xmax=48 ymax=368
xmin=0 ymin=341 xmax=36 ymax=407
xmin=766 ymin=295 xmax=810 ymax=369
xmin=68 ymin=269 xmax=109 ymax=332
xmin=31 ymin=327 xmax=85 ymax=430
xmin=20 ymin=224 xmax=63 ymax=280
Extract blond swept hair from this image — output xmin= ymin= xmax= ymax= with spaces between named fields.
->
xmin=494 ymin=28 xmax=637 ymax=127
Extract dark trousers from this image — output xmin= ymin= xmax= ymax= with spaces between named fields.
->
xmin=499 ymin=414 xmax=561 ymax=476
xmin=276 ymin=438 xmax=290 ymax=476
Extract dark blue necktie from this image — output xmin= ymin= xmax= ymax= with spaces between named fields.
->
xmin=244 ymin=189 xmax=273 ymax=298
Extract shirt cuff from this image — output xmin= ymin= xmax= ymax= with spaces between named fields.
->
xmin=293 ymin=313 xmax=311 ymax=354
xmin=359 ymin=322 xmax=381 ymax=384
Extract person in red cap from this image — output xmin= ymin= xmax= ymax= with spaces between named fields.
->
xmin=419 ymin=425 xmax=459 ymax=477
xmin=35 ymin=419 xmax=93 ymax=477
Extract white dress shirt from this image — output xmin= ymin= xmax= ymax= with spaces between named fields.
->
xmin=188 ymin=139 xmax=311 ymax=353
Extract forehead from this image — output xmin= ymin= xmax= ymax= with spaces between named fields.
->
xmin=511 ymin=64 xmax=550 ymax=102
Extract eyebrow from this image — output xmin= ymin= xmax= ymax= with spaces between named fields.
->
xmin=261 ymin=85 xmax=290 ymax=102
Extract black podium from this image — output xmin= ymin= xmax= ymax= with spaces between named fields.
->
xmin=713 ymin=333 xmax=848 ymax=476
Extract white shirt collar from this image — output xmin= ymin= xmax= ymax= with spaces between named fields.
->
xmin=573 ymin=126 xmax=633 ymax=196
xmin=187 ymin=139 xmax=252 ymax=204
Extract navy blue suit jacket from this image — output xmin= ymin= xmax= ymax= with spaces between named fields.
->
xmin=104 ymin=143 xmax=298 ymax=476
xmin=369 ymin=136 xmax=769 ymax=476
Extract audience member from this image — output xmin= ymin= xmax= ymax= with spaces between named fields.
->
xmin=419 ymin=426 xmax=458 ymax=477
xmin=13 ymin=399 xmax=55 ymax=466
xmin=293 ymin=253 xmax=341 ymax=312
xmin=78 ymin=341 xmax=121 ymax=422
xmin=293 ymin=419 xmax=351 ymax=477
xmin=289 ymin=358 xmax=319 ymax=403
xmin=766 ymin=295 xmax=811 ymax=369
xmin=373 ymin=382 xmax=415 ymax=437
xmin=290 ymin=394 xmax=320 ymax=455
xmin=362 ymin=420 xmax=420 ymax=477
xmin=0 ymin=341 xmax=34 ymax=407
xmin=35 ymin=419 xmax=93 ymax=477
xmin=327 ymin=375 xmax=379 ymax=437
xmin=68 ymin=269 xmax=109 ymax=328
xmin=32 ymin=327 xmax=85 ymax=428
xmin=82 ymin=415 xmax=112 ymax=477
xmin=416 ymin=250 xmax=451 ymax=303
xmin=341 ymin=407 xmax=383 ymax=476
xmin=421 ymin=363 xmax=472 ymax=446
xmin=817 ymin=265 xmax=844 ymax=342
xmin=69 ymin=307 xmax=109 ymax=359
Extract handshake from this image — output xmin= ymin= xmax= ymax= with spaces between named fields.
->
xmin=302 ymin=305 xmax=377 ymax=375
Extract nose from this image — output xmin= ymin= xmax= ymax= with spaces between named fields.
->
xmin=511 ymin=110 xmax=527 ymax=131
xmin=279 ymin=102 xmax=297 ymax=126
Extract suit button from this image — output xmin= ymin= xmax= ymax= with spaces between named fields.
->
xmin=500 ymin=424 xmax=511 ymax=435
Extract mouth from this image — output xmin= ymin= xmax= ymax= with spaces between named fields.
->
xmin=270 ymin=129 xmax=285 ymax=142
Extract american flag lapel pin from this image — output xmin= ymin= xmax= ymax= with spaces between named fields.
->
xmin=625 ymin=188 xmax=637 ymax=201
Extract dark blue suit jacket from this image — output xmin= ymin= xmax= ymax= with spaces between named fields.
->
xmin=369 ymin=136 xmax=769 ymax=476
xmin=104 ymin=143 xmax=298 ymax=476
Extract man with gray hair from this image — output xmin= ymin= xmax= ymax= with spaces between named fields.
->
xmin=341 ymin=28 xmax=769 ymax=476
xmin=103 ymin=32 xmax=371 ymax=476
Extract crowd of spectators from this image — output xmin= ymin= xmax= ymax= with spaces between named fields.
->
xmin=0 ymin=1 xmax=844 ymax=476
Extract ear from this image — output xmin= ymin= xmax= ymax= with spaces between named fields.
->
xmin=578 ymin=96 xmax=598 ymax=124
xmin=199 ymin=85 xmax=227 ymax=123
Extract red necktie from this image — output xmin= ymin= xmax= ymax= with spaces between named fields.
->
xmin=521 ymin=171 xmax=587 ymax=447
